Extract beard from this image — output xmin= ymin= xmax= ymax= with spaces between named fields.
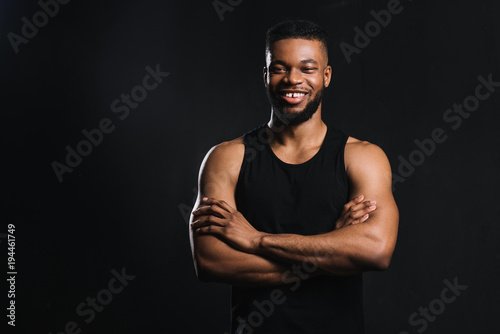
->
xmin=266 ymin=87 xmax=324 ymax=126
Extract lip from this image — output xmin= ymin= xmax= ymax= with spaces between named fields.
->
xmin=278 ymin=90 xmax=309 ymax=105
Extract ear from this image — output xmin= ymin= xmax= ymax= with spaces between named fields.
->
xmin=263 ymin=66 xmax=268 ymax=87
xmin=323 ymin=65 xmax=332 ymax=88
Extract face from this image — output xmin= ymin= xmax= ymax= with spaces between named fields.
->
xmin=264 ymin=38 xmax=331 ymax=125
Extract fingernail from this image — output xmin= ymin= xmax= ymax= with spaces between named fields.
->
xmin=369 ymin=206 xmax=376 ymax=210
xmin=370 ymin=201 xmax=376 ymax=205
xmin=202 ymin=197 xmax=208 ymax=201
xmin=357 ymin=195 xmax=364 ymax=200
xmin=363 ymin=214 xmax=369 ymax=219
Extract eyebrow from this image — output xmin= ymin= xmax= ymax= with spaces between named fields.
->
xmin=300 ymin=59 xmax=318 ymax=65
xmin=270 ymin=59 xmax=319 ymax=66
xmin=270 ymin=60 xmax=287 ymax=66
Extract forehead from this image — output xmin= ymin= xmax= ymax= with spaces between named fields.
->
xmin=266 ymin=38 xmax=325 ymax=64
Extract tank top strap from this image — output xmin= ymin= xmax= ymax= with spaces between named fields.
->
xmin=321 ymin=124 xmax=349 ymax=189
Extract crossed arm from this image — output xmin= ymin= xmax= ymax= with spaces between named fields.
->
xmin=189 ymin=139 xmax=399 ymax=286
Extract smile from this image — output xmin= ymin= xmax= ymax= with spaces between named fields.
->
xmin=279 ymin=91 xmax=309 ymax=105
xmin=284 ymin=92 xmax=305 ymax=98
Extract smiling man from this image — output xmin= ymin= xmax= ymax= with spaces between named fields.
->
xmin=189 ymin=20 xmax=399 ymax=333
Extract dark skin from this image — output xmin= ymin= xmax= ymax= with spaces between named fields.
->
xmin=265 ymin=38 xmax=330 ymax=123
xmin=189 ymin=38 xmax=399 ymax=285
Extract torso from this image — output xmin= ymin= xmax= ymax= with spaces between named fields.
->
xmin=228 ymin=122 xmax=365 ymax=333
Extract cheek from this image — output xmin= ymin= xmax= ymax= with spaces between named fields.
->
xmin=311 ymin=75 xmax=324 ymax=87
xmin=269 ymin=76 xmax=283 ymax=86
xmin=303 ymin=78 xmax=321 ymax=93
xmin=317 ymin=79 xmax=328 ymax=90
xmin=268 ymin=81 xmax=283 ymax=93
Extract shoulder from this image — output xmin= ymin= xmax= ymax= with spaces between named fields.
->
xmin=199 ymin=136 xmax=245 ymax=183
xmin=345 ymin=137 xmax=387 ymax=160
xmin=344 ymin=136 xmax=391 ymax=178
xmin=206 ymin=136 xmax=245 ymax=164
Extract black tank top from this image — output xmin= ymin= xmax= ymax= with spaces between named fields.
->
xmin=232 ymin=122 xmax=364 ymax=334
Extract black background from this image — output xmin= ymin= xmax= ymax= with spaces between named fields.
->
xmin=2 ymin=0 xmax=500 ymax=333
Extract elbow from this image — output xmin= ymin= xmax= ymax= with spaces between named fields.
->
xmin=362 ymin=229 xmax=396 ymax=272
xmin=373 ymin=253 xmax=392 ymax=271
xmin=371 ymin=244 xmax=394 ymax=271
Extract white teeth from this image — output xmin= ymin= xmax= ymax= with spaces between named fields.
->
xmin=285 ymin=93 xmax=305 ymax=98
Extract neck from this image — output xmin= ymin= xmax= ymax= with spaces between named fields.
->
xmin=266 ymin=107 xmax=326 ymax=147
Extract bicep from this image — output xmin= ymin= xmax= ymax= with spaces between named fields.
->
xmin=346 ymin=144 xmax=399 ymax=249
xmin=189 ymin=143 xmax=286 ymax=283
xmin=189 ymin=144 xmax=241 ymax=267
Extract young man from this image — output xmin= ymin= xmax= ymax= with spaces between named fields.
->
xmin=189 ymin=20 xmax=399 ymax=333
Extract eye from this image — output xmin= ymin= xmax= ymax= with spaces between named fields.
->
xmin=271 ymin=66 xmax=286 ymax=73
xmin=302 ymin=67 xmax=317 ymax=73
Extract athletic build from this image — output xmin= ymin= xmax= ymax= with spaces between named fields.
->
xmin=189 ymin=20 xmax=399 ymax=333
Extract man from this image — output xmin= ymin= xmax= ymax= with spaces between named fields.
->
xmin=189 ymin=20 xmax=399 ymax=334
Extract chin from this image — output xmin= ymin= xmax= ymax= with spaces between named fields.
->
xmin=283 ymin=107 xmax=304 ymax=114
xmin=283 ymin=102 xmax=308 ymax=112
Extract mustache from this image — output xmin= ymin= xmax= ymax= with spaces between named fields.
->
xmin=276 ymin=86 xmax=310 ymax=92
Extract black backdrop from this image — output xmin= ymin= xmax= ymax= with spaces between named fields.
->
xmin=3 ymin=0 xmax=500 ymax=333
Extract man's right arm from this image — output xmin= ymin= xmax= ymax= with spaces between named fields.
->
xmin=189 ymin=140 xmax=317 ymax=287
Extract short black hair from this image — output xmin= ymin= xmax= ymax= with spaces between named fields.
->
xmin=265 ymin=19 xmax=329 ymax=61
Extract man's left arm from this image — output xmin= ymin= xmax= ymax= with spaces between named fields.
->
xmin=191 ymin=142 xmax=399 ymax=276
xmin=255 ymin=142 xmax=399 ymax=276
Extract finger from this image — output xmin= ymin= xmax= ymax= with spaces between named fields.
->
xmin=192 ymin=203 xmax=227 ymax=217
xmin=337 ymin=196 xmax=374 ymax=228
xmin=348 ymin=195 xmax=364 ymax=207
xmin=194 ymin=224 xmax=224 ymax=235
xmin=352 ymin=214 xmax=370 ymax=225
xmin=344 ymin=200 xmax=376 ymax=220
xmin=190 ymin=215 xmax=225 ymax=230
xmin=347 ymin=205 xmax=376 ymax=220
xmin=342 ymin=213 xmax=370 ymax=228
xmin=350 ymin=200 xmax=377 ymax=212
xmin=341 ymin=195 xmax=364 ymax=214
xmin=340 ymin=204 xmax=375 ymax=227
xmin=202 ymin=197 xmax=235 ymax=213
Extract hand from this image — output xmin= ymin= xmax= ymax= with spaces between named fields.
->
xmin=335 ymin=195 xmax=376 ymax=229
xmin=191 ymin=197 xmax=264 ymax=254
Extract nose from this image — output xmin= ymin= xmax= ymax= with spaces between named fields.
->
xmin=284 ymin=68 xmax=303 ymax=85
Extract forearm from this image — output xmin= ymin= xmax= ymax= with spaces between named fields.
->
xmin=197 ymin=250 xmax=322 ymax=287
xmin=255 ymin=223 xmax=388 ymax=276
xmin=193 ymin=233 xmax=322 ymax=287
